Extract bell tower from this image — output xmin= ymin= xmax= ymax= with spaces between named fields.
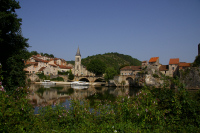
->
xmin=75 ymin=46 xmax=81 ymax=76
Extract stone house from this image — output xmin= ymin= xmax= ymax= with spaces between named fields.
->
xmin=159 ymin=65 xmax=169 ymax=76
xmin=58 ymin=65 xmax=72 ymax=72
xmin=149 ymin=57 xmax=160 ymax=68
xmin=120 ymin=66 xmax=142 ymax=76
xmin=25 ymin=55 xmax=69 ymax=76
xmin=54 ymin=58 xmax=67 ymax=66
xmin=179 ymin=62 xmax=191 ymax=70
xmin=142 ymin=61 xmax=148 ymax=68
xmin=169 ymin=58 xmax=179 ymax=77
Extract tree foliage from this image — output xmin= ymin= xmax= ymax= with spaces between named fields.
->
xmin=86 ymin=59 xmax=106 ymax=76
xmin=68 ymin=70 xmax=74 ymax=80
xmin=192 ymin=55 xmax=200 ymax=67
xmin=82 ymin=52 xmax=141 ymax=74
xmin=104 ymin=67 xmax=118 ymax=82
xmin=0 ymin=0 xmax=30 ymax=91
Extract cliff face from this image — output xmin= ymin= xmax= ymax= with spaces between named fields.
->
xmin=144 ymin=65 xmax=164 ymax=87
xmin=180 ymin=67 xmax=200 ymax=89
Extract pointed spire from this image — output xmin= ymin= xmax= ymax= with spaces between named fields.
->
xmin=76 ymin=46 xmax=81 ymax=56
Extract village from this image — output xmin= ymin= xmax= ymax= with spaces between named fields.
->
xmin=24 ymin=45 xmax=197 ymax=87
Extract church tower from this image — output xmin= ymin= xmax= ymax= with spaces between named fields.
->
xmin=75 ymin=46 xmax=82 ymax=76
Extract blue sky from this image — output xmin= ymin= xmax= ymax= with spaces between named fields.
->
xmin=16 ymin=0 xmax=200 ymax=64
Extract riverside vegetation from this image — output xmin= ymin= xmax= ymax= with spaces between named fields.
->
xmin=1 ymin=74 xmax=200 ymax=132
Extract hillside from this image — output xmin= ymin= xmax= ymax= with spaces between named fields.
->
xmin=81 ymin=52 xmax=141 ymax=72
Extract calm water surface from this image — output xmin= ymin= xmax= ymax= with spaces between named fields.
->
xmin=28 ymin=84 xmax=141 ymax=114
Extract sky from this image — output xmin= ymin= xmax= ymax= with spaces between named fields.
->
xmin=16 ymin=0 xmax=200 ymax=65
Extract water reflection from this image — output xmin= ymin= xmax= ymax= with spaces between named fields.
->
xmin=28 ymin=84 xmax=141 ymax=108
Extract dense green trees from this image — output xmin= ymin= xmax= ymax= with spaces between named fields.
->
xmin=0 ymin=0 xmax=30 ymax=91
xmin=193 ymin=55 xmax=200 ymax=67
xmin=68 ymin=70 xmax=74 ymax=80
xmin=104 ymin=67 xmax=118 ymax=82
xmin=86 ymin=59 xmax=106 ymax=76
xmin=30 ymin=51 xmax=55 ymax=58
xmin=82 ymin=52 xmax=141 ymax=74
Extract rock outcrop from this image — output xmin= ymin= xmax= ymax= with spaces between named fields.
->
xmin=180 ymin=67 xmax=200 ymax=89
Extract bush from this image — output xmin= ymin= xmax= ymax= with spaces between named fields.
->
xmin=153 ymin=74 xmax=159 ymax=78
xmin=0 ymin=87 xmax=34 ymax=132
xmin=51 ymin=77 xmax=64 ymax=81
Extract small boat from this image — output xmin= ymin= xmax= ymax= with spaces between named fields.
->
xmin=41 ymin=80 xmax=56 ymax=84
xmin=71 ymin=81 xmax=89 ymax=86
xmin=71 ymin=85 xmax=89 ymax=89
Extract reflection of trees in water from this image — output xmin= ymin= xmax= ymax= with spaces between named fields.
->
xmin=57 ymin=88 xmax=74 ymax=95
xmin=86 ymin=89 xmax=116 ymax=107
xmin=36 ymin=87 xmax=49 ymax=96
xmin=29 ymin=84 xmax=141 ymax=107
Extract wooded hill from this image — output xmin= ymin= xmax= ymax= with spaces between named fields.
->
xmin=68 ymin=52 xmax=141 ymax=72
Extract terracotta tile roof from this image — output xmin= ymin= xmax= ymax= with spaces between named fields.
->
xmin=120 ymin=66 xmax=141 ymax=71
xmin=149 ymin=57 xmax=159 ymax=63
xmin=159 ymin=65 xmax=169 ymax=71
xmin=58 ymin=65 xmax=72 ymax=69
xmin=38 ymin=67 xmax=46 ymax=71
xmin=36 ymin=54 xmax=42 ymax=57
xmin=49 ymin=64 xmax=57 ymax=67
xmin=169 ymin=58 xmax=179 ymax=65
xmin=26 ymin=62 xmax=38 ymax=66
xmin=179 ymin=62 xmax=191 ymax=67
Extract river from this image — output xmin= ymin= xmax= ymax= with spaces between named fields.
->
xmin=28 ymin=84 xmax=141 ymax=114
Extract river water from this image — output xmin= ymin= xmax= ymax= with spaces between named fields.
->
xmin=28 ymin=84 xmax=141 ymax=114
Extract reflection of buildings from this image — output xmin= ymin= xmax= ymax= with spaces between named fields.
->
xmin=28 ymin=84 xmax=70 ymax=106
xmin=28 ymin=84 xmax=140 ymax=106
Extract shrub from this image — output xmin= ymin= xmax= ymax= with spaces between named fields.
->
xmin=51 ymin=77 xmax=64 ymax=81
xmin=153 ymin=74 xmax=159 ymax=78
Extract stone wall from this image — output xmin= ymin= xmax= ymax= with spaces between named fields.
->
xmin=58 ymin=75 xmax=69 ymax=82
xmin=26 ymin=73 xmax=40 ymax=82
xmin=180 ymin=67 xmax=200 ymax=89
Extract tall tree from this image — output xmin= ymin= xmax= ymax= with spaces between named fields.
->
xmin=104 ymin=67 xmax=117 ymax=82
xmin=86 ymin=59 xmax=106 ymax=76
xmin=0 ymin=0 xmax=30 ymax=92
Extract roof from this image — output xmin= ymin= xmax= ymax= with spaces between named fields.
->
xmin=169 ymin=58 xmax=179 ymax=65
xmin=26 ymin=62 xmax=38 ymax=66
xmin=38 ymin=67 xmax=46 ymax=71
xmin=142 ymin=61 xmax=147 ymax=63
xmin=49 ymin=64 xmax=57 ymax=67
xmin=149 ymin=57 xmax=159 ymax=63
xmin=159 ymin=65 xmax=169 ymax=71
xmin=76 ymin=46 xmax=81 ymax=56
xmin=179 ymin=62 xmax=191 ymax=67
xmin=120 ymin=66 xmax=141 ymax=71
xmin=58 ymin=65 xmax=72 ymax=69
